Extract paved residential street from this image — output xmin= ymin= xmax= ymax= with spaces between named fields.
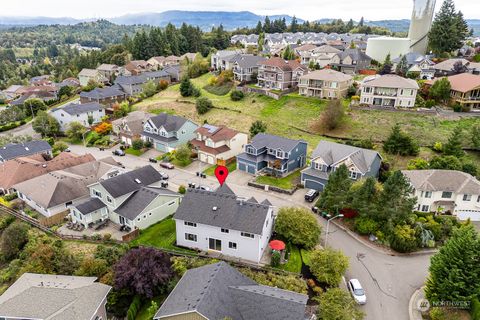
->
xmin=67 ymin=144 xmax=432 ymax=320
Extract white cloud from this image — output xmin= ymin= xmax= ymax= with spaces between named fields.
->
xmin=1 ymin=0 xmax=479 ymax=20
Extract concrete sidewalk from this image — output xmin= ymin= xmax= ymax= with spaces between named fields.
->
xmin=409 ymin=286 xmax=427 ymax=320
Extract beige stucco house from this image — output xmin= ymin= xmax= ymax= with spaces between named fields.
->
xmin=298 ymin=69 xmax=353 ymax=99
xmin=360 ymin=74 xmax=419 ymax=108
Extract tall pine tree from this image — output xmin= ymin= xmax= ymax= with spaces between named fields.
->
xmin=317 ymin=164 xmax=352 ymax=214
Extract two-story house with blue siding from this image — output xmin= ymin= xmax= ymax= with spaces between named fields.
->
xmin=236 ymin=133 xmax=307 ymax=176
xmin=301 ymin=141 xmax=382 ymax=191
xmin=141 ymin=113 xmax=199 ymax=152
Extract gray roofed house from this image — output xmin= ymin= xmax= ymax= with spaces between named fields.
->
xmin=114 ymin=70 xmax=170 ymax=96
xmin=301 ymin=141 xmax=382 ymax=191
xmin=174 ymin=185 xmax=274 ymax=263
xmin=236 ymin=133 xmax=307 ymax=177
xmin=80 ymin=86 xmax=127 ymax=106
xmin=55 ymin=102 xmax=104 ymax=116
xmin=75 ymin=197 xmax=106 ymax=215
xmin=233 ymin=55 xmax=267 ymax=82
xmin=0 ymin=140 xmax=52 ymax=162
xmin=99 ymin=165 xmax=162 ymax=198
xmin=162 ymin=64 xmax=183 ymax=82
xmin=0 ymin=273 xmax=111 ymax=320
xmin=154 ymin=262 xmax=308 ymax=320
xmin=331 ymin=48 xmax=372 ymax=74
xmin=51 ymin=102 xmax=106 ymax=130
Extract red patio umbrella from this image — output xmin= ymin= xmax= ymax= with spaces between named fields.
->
xmin=269 ymin=240 xmax=286 ymax=251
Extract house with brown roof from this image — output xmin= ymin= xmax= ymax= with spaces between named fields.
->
xmin=426 ymin=73 xmax=480 ymax=110
xmin=298 ymin=69 xmax=353 ymax=99
xmin=78 ymin=69 xmax=108 ymax=87
xmin=0 ymin=152 xmax=95 ymax=195
xmin=257 ymin=57 xmax=308 ymax=91
xmin=300 ymin=45 xmax=341 ymax=67
xmin=190 ymin=124 xmax=248 ymax=165
xmin=360 ymin=74 xmax=419 ymax=108
xmin=125 ymin=60 xmax=154 ymax=75
xmin=147 ymin=56 xmax=166 ymax=70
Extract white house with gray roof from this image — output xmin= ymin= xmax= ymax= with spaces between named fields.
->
xmin=0 ymin=140 xmax=52 ymax=163
xmin=154 ymin=261 xmax=309 ymax=320
xmin=301 ymin=141 xmax=382 ymax=191
xmin=402 ymin=170 xmax=480 ymax=221
xmin=51 ymin=102 xmax=105 ymax=130
xmin=142 ymin=113 xmax=198 ymax=152
xmin=210 ymin=50 xmax=244 ymax=71
xmin=360 ymin=74 xmax=419 ymax=108
xmin=70 ymin=165 xmax=181 ymax=229
xmin=0 ymin=273 xmax=111 ymax=320
xmin=174 ymin=184 xmax=274 ymax=263
xmin=233 ymin=55 xmax=266 ymax=82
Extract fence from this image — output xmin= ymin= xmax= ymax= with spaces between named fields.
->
xmin=248 ymin=180 xmax=298 ymax=195
xmin=0 ymin=204 xmax=53 ymax=234
xmin=122 ymin=229 xmax=140 ymax=242
xmin=39 ymin=210 xmax=68 ymax=227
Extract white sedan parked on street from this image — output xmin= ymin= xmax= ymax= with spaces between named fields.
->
xmin=348 ymin=278 xmax=367 ymax=305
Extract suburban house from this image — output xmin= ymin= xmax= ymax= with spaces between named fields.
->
xmin=301 ymin=141 xmax=382 ymax=191
xmin=402 ymin=170 xmax=480 ymax=221
xmin=330 ymin=48 xmax=372 ymax=74
xmin=233 ymin=55 xmax=266 ymax=82
xmin=51 ymin=102 xmax=106 ymax=131
xmin=236 ymin=133 xmax=307 ymax=176
xmin=294 ymin=43 xmax=318 ymax=57
xmin=0 ymin=140 xmax=52 ymax=163
xmin=78 ymin=68 xmax=108 ymax=87
xmin=115 ymin=70 xmax=170 ymax=96
xmin=426 ymin=73 xmax=480 ymax=110
xmin=190 ymin=124 xmax=248 ymax=165
xmin=154 ymin=262 xmax=309 ymax=320
xmin=14 ymin=158 xmax=124 ymax=217
xmin=164 ymin=55 xmax=182 ymax=65
xmin=2 ymin=85 xmax=24 ymax=100
xmin=174 ymin=185 xmax=274 ymax=263
xmin=298 ymin=69 xmax=353 ymax=99
xmin=181 ymin=52 xmax=198 ymax=62
xmin=257 ymin=57 xmax=309 ymax=91
xmin=70 ymin=165 xmax=181 ymax=230
xmin=301 ymin=45 xmax=341 ymax=67
xmin=142 ymin=113 xmax=199 ymax=152
xmin=211 ymin=50 xmax=243 ymax=71
xmin=0 ymin=153 xmax=95 ymax=195
xmin=80 ymin=86 xmax=127 ymax=106
xmin=360 ymin=74 xmax=419 ymax=108
xmin=96 ymin=63 xmax=121 ymax=82
xmin=163 ymin=65 xmax=184 ymax=82
xmin=147 ymin=56 xmax=167 ymax=69
xmin=432 ymin=58 xmax=470 ymax=76
xmin=125 ymin=60 xmax=153 ymax=75
xmin=391 ymin=53 xmax=435 ymax=79
xmin=0 ymin=273 xmax=111 ymax=320
xmin=112 ymin=111 xmax=153 ymax=145
xmin=9 ymin=90 xmax=57 ymax=106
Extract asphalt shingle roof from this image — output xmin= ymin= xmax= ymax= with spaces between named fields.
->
xmin=174 ymin=185 xmax=270 ymax=235
xmin=249 ymin=133 xmax=305 ymax=153
xmin=0 ymin=140 xmax=51 ymax=162
xmin=148 ymin=113 xmax=190 ymax=132
xmin=75 ymin=197 xmax=106 ymax=215
xmin=99 ymin=165 xmax=162 ymax=198
xmin=80 ymin=86 xmax=125 ymax=99
xmin=402 ymin=170 xmax=480 ymax=194
xmin=56 ymin=102 xmax=104 ymax=116
xmin=154 ymin=262 xmax=307 ymax=320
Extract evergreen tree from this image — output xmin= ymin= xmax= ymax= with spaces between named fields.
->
xmin=443 ymin=126 xmax=464 ymax=157
xmin=395 ymin=54 xmax=409 ymax=76
xmin=358 ymin=17 xmax=364 ymax=27
xmin=180 ymin=77 xmax=193 ymax=97
xmin=290 ymin=16 xmax=299 ymax=33
xmin=264 ymin=17 xmax=272 ymax=33
xmin=346 ymin=19 xmax=354 ymax=32
xmin=425 ymin=224 xmax=480 ymax=303
xmin=282 ymin=45 xmax=295 ymax=60
xmin=317 ymin=164 xmax=352 ymax=214
xmin=349 ymin=177 xmax=378 ymax=217
xmin=383 ymin=124 xmax=420 ymax=156
xmin=428 ymin=0 xmax=469 ymax=54
xmin=429 ymin=77 xmax=451 ymax=103
xmin=379 ymin=53 xmax=392 ymax=75
xmin=255 ymin=21 xmax=263 ymax=34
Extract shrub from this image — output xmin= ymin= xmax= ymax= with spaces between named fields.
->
xmin=178 ymin=185 xmax=186 ymax=194
xmin=91 ymin=234 xmax=102 ymax=241
xmin=275 ymin=207 xmax=321 ymax=249
xmin=127 ymin=295 xmax=142 ymax=320
xmin=3 ymin=193 xmax=18 ymax=202
xmin=354 ymin=217 xmax=379 ymax=235
xmin=195 ymin=97 xmax=213 ymax=115
xmin=158 ymin=80 xmax=169 ymax=91
xmin=383 ymin=124 xmax=419 ymax=156
xmin=430 ymin=307 xmax=447 ymax=320
xmin=271 ymin=251 xmax=281 ymax=267
xmin=317 ymin=288 xmax=365 ymax=320
xmin=471 ymin=297 xmax=480 ymax=320
xmin=0 ymin=222 xmax=30 ymax=261
xmin=249 ymin=120 xmax=267 ymax=138
xmin=433 ymin=142 xmax=443 ymax=152
xmin=103 ymin=233 xmax=112 ymax=241
xmin=131 ymin=139 xmax=143 ymax=150
xmin=230 ymin=90 xmax=245 ymax=101
xmin=94 ymin=122 xmax=112 ymax=135
xmin=307 ymin=248 xmax=349 ymax=287
xmin=389 ymin=224 xmax=419 ymax=253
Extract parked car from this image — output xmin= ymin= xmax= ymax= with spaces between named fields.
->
xmin=348 ymin=279 xmax=367 ymax=305
xmin=160 ymin=162 xmax=174 ymax=169
xmin=198 ymin=185 xmax=211 ymax=191
xmin=188 ymin=182 xmax=197 ymax=189
xmin=159 ymin=172 xmax=169 ymax=180
xmin=149 ymin=158 xmax=158 ymax=163
xmin=64 ymin=148 xmax=71 ymax=152
xmin=112 ymin=149 xmax=125 ymax=156
xmin=160 ymin=181 xmax=168 ymax=188
xmin=304 ymin=189 xmax=319 ymax=202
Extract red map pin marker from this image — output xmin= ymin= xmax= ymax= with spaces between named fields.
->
xmin=214 ymin=165 xmax=229 ymax=185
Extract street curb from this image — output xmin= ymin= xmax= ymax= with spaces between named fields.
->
xmin=331 ymin=220 xmax=438 ymax=257
xmin=409 ymin=286 xmax=425 ymax=320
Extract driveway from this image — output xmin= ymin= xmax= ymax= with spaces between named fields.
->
xmin=64 ymin=144 xmax=432 ymax=320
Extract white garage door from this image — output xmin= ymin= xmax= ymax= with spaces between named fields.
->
xmin=456 ymin=210 xmax=480 ymax=221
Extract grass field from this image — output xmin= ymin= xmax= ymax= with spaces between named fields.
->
xmin=255 ymin=170 xmax=301 ymax=190
xmin=134 ymin=73 xmax=480 ymax=169
xmin=278 ymin=244 xmax=303 ymax=273
xmin=125 ymin=147 xmax=144 ymax=156
xmin=203 ymin=162 xmax=237 ymax=176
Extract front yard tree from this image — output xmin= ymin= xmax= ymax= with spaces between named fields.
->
xmin=429 ymin=77 xmax=451 ymax=103
xmin=317 ymin=164 xmax=352 ymax=214
xmin=317 ymin=99 xmax=345 ymax=132
xmin=32 ymin=111 xmax=60 ymax=137
xmin=443 ymin=126 xmax=464 ymax=157
xmin=275 ymin=207 xmax=321 ymax=249
xmin=282 ymin=45 xmax=295 ymax=60
xmin=308 ymin=248 xmax=349 ymax=287
xmin=249 ymin=120 xmax=267 ymax=137
xmin=378 ymin=53 xmax=392 ymax=75
xmin=425 ymin=224 xmax=480 ymax=304
xmin=66 ymin=121 xmax=87 ymax=141
xmin=23 ymin=98 xmax=47 ymax=117
xmin=395 ymin=55 xmax=409 ymax=77
xmin=383 ymin=123 xmax=419 ymax=156
xmin=317 ymin=288 xmax=365 ymax=320
xmin=114 ymin=247 xmax=174 ymax=298
xmin=349 ymin=176 xmax=378 ymax=217
xmin=428 ymin=0 xmax=469 ymax=54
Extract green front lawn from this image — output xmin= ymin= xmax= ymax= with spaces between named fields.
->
xmin=255 ymin=170 xmax=301 ymax=190
xmin=278 ymin=244 xmax=302 ymax=273
xmin=125 ymin=147 xmax=144 ymax=156
xmin=203 ymin=162 xmax=237 ymax=176
xmin=131 ymin=217 xmax=193 ymax=253
xmin=135 ymin=295 xmax=166 ymax=320
xmin=172 ymin=158 xmax=192 ymax=167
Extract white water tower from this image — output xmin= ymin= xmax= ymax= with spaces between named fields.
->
xmin=408 ymin=0 xmax=437 ymax=54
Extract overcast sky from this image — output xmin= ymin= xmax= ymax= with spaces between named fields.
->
xmin=2 ymin=0 xmax=480 ymax=20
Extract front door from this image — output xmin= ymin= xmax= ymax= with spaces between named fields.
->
xmin=208 ymin=238 xmax=222 ymax=251
xmin=119 ymin=216 xmax=126 ymax=225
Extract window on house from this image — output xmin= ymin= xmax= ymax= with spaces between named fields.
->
xmin=314 ymin=162 xmax=324 ymax=171
xmin=349 ymin=171 xmax=358 ymax=179
xmin=168 ymin=201 xmax=176 ymax=206
xmin=441 ymin=191 xmax=453 ymax=198
xmin=221 ymin=228 xmax=229 ymax=233
xmin=106 ymin=196 xmax=112 ymax=203
xmin=421 ymin=205 xmax=429 ymax=212
xmin=463 ymin=194 xmax=472 ymax=201
xmin=185 ymin=233 xmax=197 ymax=242
xmin=477 ymin=195 xmax=480 ymax=202
xmin=424 ymin=191 xmax=432 ymax=198
xmin=241 ymin=232 xmax=254 ymax=238
xmin=65 ymin=201 xmax=73 ymax=207
xmin=209 ymin=238 xmax=222 ymax=251
xmin=184 ymin=221 xmax=197 ymax=227
xmin=229 ymin=242 xmax=237 ymax=249
xmin=93 ymin=190 xmax=102 ymax=198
